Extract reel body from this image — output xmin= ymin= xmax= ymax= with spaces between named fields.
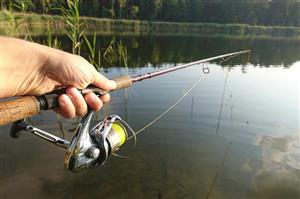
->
xmin=10 ymin=110 xmax=131 ymax=172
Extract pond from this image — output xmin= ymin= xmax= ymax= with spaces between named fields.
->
xmin=0 ymin=35 xmax=299 ymax=199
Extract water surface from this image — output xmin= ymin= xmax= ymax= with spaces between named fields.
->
xmin=0 ymin=35 xmax=299 ymax=199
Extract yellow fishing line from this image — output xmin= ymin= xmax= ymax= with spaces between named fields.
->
xmin=112 ymin=122 xmax=127 ymax=146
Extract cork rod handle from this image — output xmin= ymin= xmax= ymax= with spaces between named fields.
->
xmin=112 ymin=75 xmax=133 ymax=90
xmin=0 ymin=76 xmax=133 ymax=126
xmin=0 ymin=96 xmax=41 ymax=126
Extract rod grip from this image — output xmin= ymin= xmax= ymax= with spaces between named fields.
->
xmin=112 ymin=75 xmax=133 ymax=90
xmin=0 ymin=96 xmax=40 ymax=125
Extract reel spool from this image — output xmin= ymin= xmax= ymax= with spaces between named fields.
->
xmin=10 ymin=110 xmax=135 ymax=172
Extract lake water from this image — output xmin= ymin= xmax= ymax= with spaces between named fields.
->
xmin=0 ymin=35 xmax=299 ymax=199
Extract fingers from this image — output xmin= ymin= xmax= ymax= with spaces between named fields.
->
xmin=55 ymin=87 xmax=111 ymax=119
xmin=84 ymin=92 xmax=103 ymax=112
xmin=55 ymin=94 xmax=76 ymax=118
xmin=99 ymin=93 xmax=110 ymax=104
xmin=66 ymin=87 xmax=87 ymax=116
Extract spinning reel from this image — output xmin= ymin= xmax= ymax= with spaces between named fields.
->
xmin=10 ymin=110 xmax=134 ymax=172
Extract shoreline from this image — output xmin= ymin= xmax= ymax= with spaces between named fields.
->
xmin=1 ymin=13 xmax=300 ymax=39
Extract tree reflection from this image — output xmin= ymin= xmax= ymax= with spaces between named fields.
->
xmin=34 ymin=35 xmax=300 ymax=69
xmin=97 ymin=36 xmax=300 ymax=68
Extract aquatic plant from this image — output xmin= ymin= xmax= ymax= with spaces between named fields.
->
xmin=103 ymin=37 xmax=128 ymax=67
xmin=59 ymin=0 xmax=84 ymax=55
xmin=0 ymin=8 xmax=21 ymax=36
xmin=46 ymin=24 xmax=61 ymax=49
xmin=117 ymin=40 xmax=128 ymax=68
xmin=0 ymin=1 xmax=34 ymax=39
xmin=83 ymin=33 xmax=100 ymax=69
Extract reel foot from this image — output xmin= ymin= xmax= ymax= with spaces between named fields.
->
xmin=10 ymin=119 xmax=29 ymax=139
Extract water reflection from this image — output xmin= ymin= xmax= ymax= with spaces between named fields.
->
xmin=33 ymin=35 xmax=300 ymax=68
xmin=0 ymin=36 xmax=299 ymax=198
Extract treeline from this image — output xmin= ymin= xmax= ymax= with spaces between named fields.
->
xmin=1 ymin=0 xmax=299 ymax=27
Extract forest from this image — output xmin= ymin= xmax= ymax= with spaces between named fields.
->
xmin=1 ymin=0 xmax=299 ymax=27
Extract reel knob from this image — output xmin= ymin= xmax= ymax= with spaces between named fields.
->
xmin=85 ymin=147 xmax=100 ymax=159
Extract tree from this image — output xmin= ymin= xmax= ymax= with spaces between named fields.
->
xmin=160 ymin=0 xmax=178 ymax=21
xmin=186 ymin=0 xmax=203 ymax=22
xmin=117 ymin=0 xmax=127 ymax=18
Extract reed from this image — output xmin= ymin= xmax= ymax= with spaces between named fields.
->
xmin=0 ymin=2 xmax=34 ymax=39
xmin=83 ymin=33 xmax=99 ymax=68
xmin=103 ymin=37 xmax=118 ymax=66
xmin=117 ymin=40 xmax=128 ymax=68
xmin=58 ymin=0 xmax=84 ymax=55
xmin=0 ymin=8 xmax=21 ymax=36
xmin=102 ymin=37 xmax=128 ymax=67
xmin=46 ymin=24 xmax=61 ymax=49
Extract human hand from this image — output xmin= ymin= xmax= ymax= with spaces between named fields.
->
xmin=1 ymin=37 xmax=116 ymax=118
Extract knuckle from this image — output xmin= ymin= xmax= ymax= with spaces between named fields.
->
xmin=76 ymin=106 xmax=87 ymax=117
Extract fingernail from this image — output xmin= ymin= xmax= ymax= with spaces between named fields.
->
xmin=60 ymin=94 xmax=68 ymax=106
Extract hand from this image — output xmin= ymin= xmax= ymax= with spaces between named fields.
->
xmin=1 ymin=37 xmax=116 ymax=118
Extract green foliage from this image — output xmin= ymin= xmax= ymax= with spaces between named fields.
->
xmin=1 ymin=0 xmax=299 ymax=26
xmin=117 ymin=40 xmax=128 ymax=68
xmin=0 ymin=1 xmax=27 ymax=36
xmin=59 ymin=0 xmax=84 ymax=54
xmin=129 ymin=5 xmax=139 ymax=19
xmin=13 ymin=0 xmax=29 ymax=12
xmin=83 ymin=33 xmax=99 ymax=68
xmin=102 ymin=37 xmax=128 ymax=67
xmin=46 ymin=24 xmax=61 ymax=49
xmin=0 ymin=8 xmax=19 ymax=36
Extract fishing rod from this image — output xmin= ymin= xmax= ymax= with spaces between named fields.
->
xmin=1 ymin=50 xmax=250 ymax=172
xmin=0 ymin=50 xmax=249 ymax=125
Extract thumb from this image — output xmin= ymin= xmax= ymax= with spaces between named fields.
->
xmin=92 ymin=70 xmax=116 ymax=91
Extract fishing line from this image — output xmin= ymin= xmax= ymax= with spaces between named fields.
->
xmin=205 ymin=142 xmax=232 ymax=199
xmin=218 ymin=53 xmax=240 ymax=65
xmin=215 ymin=52 xmax=251 ymax=133
xmin=112 ymin=119 xmax=137 ymax=158
xmin=128 ymin=77 xmax=203 ymax=140
xmin=215 ymin=67 xmax=229 ymax=136
xmin=6 ymin=51 xmax=251 ymax=172
xmin=127 ymin=53 xmax=249 ymax=140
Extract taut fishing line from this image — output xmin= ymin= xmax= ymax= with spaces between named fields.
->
xmin=128 ymin=76 xmax=204 ymax=140
xmin=128 ymin=53 xmax=246 ymax=140
xmin=115 ymin=67 xmax=207 ymax=158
